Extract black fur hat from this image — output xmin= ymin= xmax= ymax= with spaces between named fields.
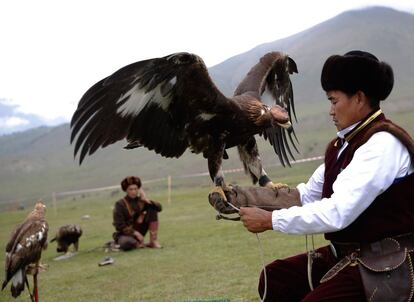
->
xmin=121 ymin=176 xmax=142 ymax=191
xmin=321 ymin=50 xmax=394 ymax=102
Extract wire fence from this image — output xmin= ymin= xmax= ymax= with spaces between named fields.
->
xmin=0 ymin=155 xmax=324 ymax=212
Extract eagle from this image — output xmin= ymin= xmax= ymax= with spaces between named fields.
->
xmin=50 ymin=224 xmax=83 ymax=254
xmin=2 ymin=202 xmax=48 ymax=300
xmin=71 ymin=51 xmax=298 ymax=193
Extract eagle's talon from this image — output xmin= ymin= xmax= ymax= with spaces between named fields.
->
xmin=211 ymin=186 xmax=228 ymax=202
xmin=266 ymin=182 xmax=289 ymax=190
xmin=26 ymin=263 xmax=48 ymax=275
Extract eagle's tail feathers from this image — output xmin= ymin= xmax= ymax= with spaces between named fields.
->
xmin=10 ymin=269 xmax=25 ymax=297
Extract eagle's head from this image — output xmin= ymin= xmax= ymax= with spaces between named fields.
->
xmin=28 ymin=200 xmax=46 ymax=219
xmin=269 ymin=105 xmax=292 ymax=129
xmin=34 ymin=201 xmax=46 ymax=211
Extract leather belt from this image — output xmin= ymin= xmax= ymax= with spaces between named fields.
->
xmin=331 ymin=232 xmax=414 ymax=260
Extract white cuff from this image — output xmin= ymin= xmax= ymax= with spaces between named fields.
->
xmin=271 ymin=210 xmax=280 ymax=231
xmin=296 ymin=183 xmax=308 ymax=205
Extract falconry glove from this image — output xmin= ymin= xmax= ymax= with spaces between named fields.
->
xmin=208 ymin=185 xmax=301 ymax=215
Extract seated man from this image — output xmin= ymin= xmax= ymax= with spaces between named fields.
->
xmin=113 ymin=176 xmax=162 ymax=250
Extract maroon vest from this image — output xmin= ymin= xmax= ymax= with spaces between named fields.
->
xmin=322 ymin=113 xmax=414 ymax=243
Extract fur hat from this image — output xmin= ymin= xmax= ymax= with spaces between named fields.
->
xmin=120 ymin=176 xmax=142 ymax=191
xmin=321 ymin=50 xmax=394 ymax=102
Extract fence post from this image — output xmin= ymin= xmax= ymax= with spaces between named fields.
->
xmin=52 ymin=192 xmax=57 ymax=215
xmin=167 ymin=175 xmax=171 ymax=204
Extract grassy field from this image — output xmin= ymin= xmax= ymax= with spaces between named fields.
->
xmin=1 ymin=105 xmax=413 ymax=301
xmin=0 ymin=161 xmax=327 ymax=302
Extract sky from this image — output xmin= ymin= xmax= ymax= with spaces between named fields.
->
xmin=1 ymin=0 xmax=414 ymax=133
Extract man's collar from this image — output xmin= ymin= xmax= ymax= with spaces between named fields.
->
xmin=344 ymin=109 xmax=383 ymax=142
xmin=334 ymin=109 xmax=383 ymax=147
xmin=337 ymin=123 xmax=358 ymax=139
xmin=125 ymin=195 xmax=138 ymax=202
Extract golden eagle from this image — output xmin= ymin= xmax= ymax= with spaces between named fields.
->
xmin=2 ymin=202 xmax=48 ymax=299
xmin=50 ymin=224 xmax=83 ymax=253
xmin=71 ymin=52 xmax=298 ymax=190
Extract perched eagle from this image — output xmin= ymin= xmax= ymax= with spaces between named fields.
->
xmin=71 ymin=51 xmax=298 ymax=190
xmin=2 ymin=202 xmax=48 ymax=299
xmin=51 ymin=224 xmax=82 ymax=253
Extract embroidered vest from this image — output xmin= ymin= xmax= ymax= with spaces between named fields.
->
xmin=322 ymin=111 xmax=414 ymax=243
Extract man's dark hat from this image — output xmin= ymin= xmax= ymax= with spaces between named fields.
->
xmin=321 ymin=50 xmax=394 ymax=101
xmin=121 ymin=176 xmax=142 ymax=191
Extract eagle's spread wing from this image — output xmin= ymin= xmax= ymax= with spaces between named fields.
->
xmin=234 ymin=52 xmax=299 ymax=166
xmin=71 ymin=52 xmax=229 ymax=163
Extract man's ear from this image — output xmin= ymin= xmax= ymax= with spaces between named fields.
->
xmin=355 ymin=90 xmax=368 ymax=105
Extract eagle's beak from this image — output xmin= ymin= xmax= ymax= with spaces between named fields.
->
xmin=277 ymin=121 xmax=292 ymax=130
xmin=270 ymin=106 xmax=290 ymax=129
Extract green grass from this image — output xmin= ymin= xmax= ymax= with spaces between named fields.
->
xmin=0 ymin=171 xmax=327 ymax=302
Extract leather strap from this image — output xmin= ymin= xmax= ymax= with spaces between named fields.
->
xmin=122 ymin=198 xmax=135 ymax=218
xmin=320 ymin=254 xmax=354 ymax=283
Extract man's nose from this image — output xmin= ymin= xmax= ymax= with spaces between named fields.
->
xmin=329 ymin=105 xmax=335 ymax=116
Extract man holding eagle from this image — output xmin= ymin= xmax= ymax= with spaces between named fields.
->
xmin=209 ymin=50 xmax=414 ymax=301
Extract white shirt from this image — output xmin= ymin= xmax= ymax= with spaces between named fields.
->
xmin=271 ymin=123 xmax=414 ymax=234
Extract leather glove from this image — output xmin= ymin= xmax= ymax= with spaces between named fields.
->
xmin=208 ymin=185 xmax=301 ymax=215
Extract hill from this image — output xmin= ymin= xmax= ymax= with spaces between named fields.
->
xmin=210 ymin=6 xmax=414 ymax=103
xmin=1 ymin=6 xmax=414 ymax=206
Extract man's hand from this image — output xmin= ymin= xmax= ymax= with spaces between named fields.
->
xmin=138 ymin=188 xmax=152 ymax=204
xmin=239 ymin=207 xmax=273 ymax=233
xmin=133 ymin=230 xmax=144 ymax=243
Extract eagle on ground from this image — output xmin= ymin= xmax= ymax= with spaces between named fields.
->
xmin=51 ymin=224 xmax=82 ymax=253
xmin=2 ymin=202 xmax=48 ymax=299
xmin=71 ymin=51 xmax=298 ymax=192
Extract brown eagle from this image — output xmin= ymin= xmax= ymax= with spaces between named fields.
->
xmin=71 ymin=52 xmax=298 ymax=191
xmin=2 ymin=202 xmax=48 ymax=299
xmin=51 ymin=224 xmax=82 ymax=253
